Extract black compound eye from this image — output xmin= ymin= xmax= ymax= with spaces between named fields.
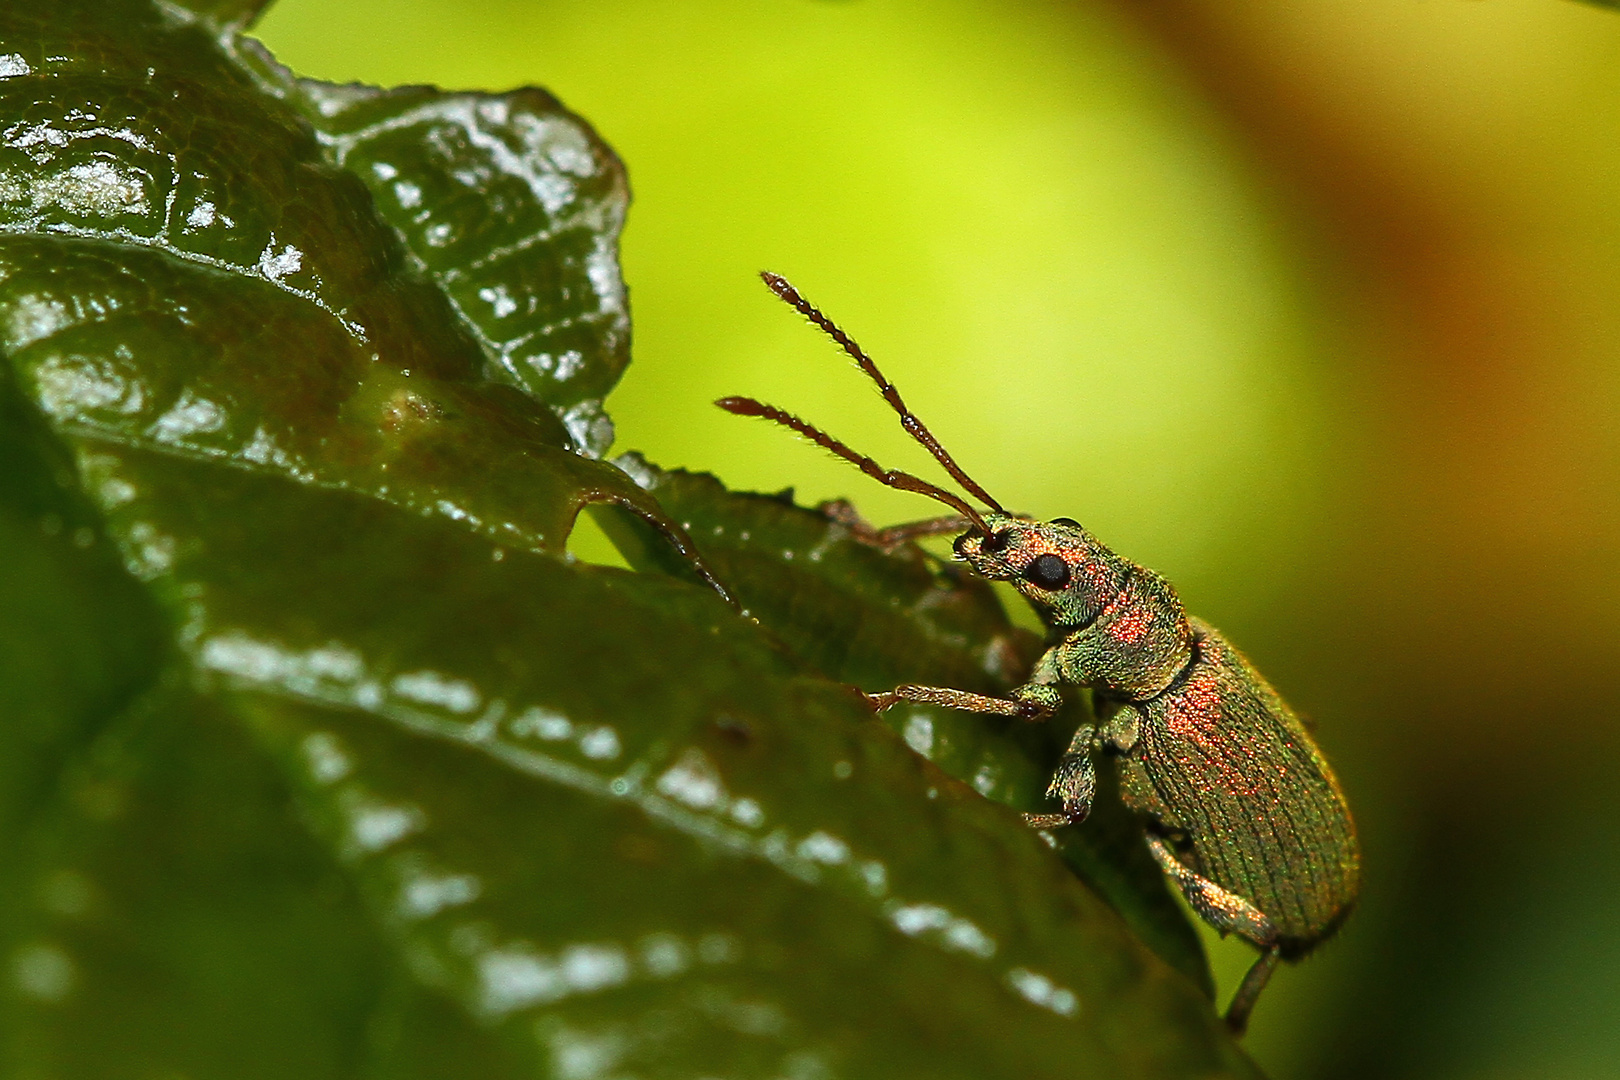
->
xmin=1051 ymin=517 xmax=1080 ymax=528
xmin=1023 ymin=553 xmax=1071 ymax=590
xmin=979 ymin=530 xmax=1010 ymax=554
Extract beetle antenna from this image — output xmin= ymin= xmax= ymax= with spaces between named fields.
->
xmin=716 ymin=396 xmax=994 ymax=536
xmin=759 ymin=271 xmax=1005 ymax=514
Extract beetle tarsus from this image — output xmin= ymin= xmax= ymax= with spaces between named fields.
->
xmin=1041 ymin=724 xmax=1097 ymax=823
xmin=861 ymin=689 xmax=899 ymax=713
xmin=1224 ymin=945 xmax=1282 ymax=1036
xmin=1022 ymin=812 xmax=1074 ymax=829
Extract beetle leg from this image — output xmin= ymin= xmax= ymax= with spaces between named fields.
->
xmin=1005 ymin=647 xmax=1064 ymax=719
xmin=1224 ymin=946 xmax=1282 ymax=1036
xmin=863 ymin=684 xmax=1047 ymax=719
xmin=1145 ymin=834 xmax=1281 ymax=1035
xmin=1022 ymin=723 xmax=1097 ymax=828
xmin=1145 ymin=835 xmax=1276 ymax=945
xmin=1011 ymin=683 xmax=1062 ymax=716
xmin=1098 ymin=702 xmax=1140 ymax=754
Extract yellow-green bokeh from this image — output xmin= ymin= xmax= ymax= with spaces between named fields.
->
xmin=256 ymin=0 xmax=1327 ymax=615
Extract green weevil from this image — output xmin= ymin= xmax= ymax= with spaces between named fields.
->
xmin=718 ymin=272 xmax=1360 ymax=1034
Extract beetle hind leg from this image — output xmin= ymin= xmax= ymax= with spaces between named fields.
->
xmin=1145 ymin=834 xmax=1281 ymax=1035
xmin=1224 ymin=945 xmax=1282 ymax=1036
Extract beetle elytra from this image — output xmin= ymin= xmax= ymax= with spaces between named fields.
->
xmin=718 ymin=272 xmax=1360 ymax=1034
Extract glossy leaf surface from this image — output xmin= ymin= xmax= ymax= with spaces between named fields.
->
xmin=0 ymin=1 xmax=1253 ymax=1075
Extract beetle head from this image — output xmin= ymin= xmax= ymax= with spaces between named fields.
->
xmin=955 ymin=513 xmax=1127 ymax=628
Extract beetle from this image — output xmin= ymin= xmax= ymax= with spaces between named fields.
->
xmin=718 ymin=271 xmax=1360 ymax=1034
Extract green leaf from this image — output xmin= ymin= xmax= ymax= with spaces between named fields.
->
xmin=78 ymin=443 xmax=1241 ymax=1077
xmin=232 ymin=46 xmax=634 ymax=455
xmin=300 ymin=81 xmax=632 ymax=456
xmin=6 ymin=687 xmax=389 ymax=1078
xmin=0 ymin=360 xmax=166 ymax=853
xmin=0 ymin=0 xmax=1254 ymax=1074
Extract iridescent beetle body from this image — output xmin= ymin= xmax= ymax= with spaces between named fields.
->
xmin=721 ymin=273 xmax=1360 ymax=1033
xmin=954 ymin=515 xmax=1360 ymax=992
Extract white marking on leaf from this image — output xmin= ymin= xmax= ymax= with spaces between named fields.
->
xmin=348 ymin=798 xmax=425 ymax=854
xmin=478 ymin=946 xmax=565 ymax=1014
xmin=478 ymin=284 xmax=517 ymax=317
xmin=258 ymin=241 xmax=303 ymax=281
xmin=301 ymin=731 xmax=352 ymax=785
xmin=391 ymin=670 xmax=481 ymax=715
xmin=6 ymin=294 xmax=69 ymax=350
xmin=796 ymin=831 xmax=849 ymax=865
xmin=888 ymin=903 xmax=996 ymax=958
xmin=903 ymin=714 xmax=934 ymax=756
xmin=560 ymin=943 xmax=630 ymax=992
xmin=637 ymin=933 xmax=689 ymax=978
xmin=399 ymin=865 xmax=481 ymax=920
xmin=1007 ymin=967 xmax=1079 ymax=1017
xmin=509 ymin=707 xmax=573 ymax=741
xmin=727 ymin=797 xmax=764 ymax=828
xmin=150 ymin=391 xmax=226 ymax=440
xmin=859 ymin=860 xmax=888 ymax=897
xmin=393 ymin=180 xmax=423 ymax=209
xmin=655 ymin=748 xmax=725 ymax=810
xmin=577 ymin=725 xmax=620 ymax=760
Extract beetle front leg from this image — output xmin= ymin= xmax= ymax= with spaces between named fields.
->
xmin=1023 ymin=723 xmax=1097 ymax=828
xmin=1009 ymin=645 xmax=1063 ymax=718
xmin=1145 ymin=834 xmax=1282 ymax=1034
xmin=865 ymin=647 xmax=1063 ymax=720
xmin=862 ymin=684 xmax=1047 ymax=719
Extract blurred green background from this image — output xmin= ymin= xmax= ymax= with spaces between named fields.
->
xmin=253 ymin=1 xmax=1620 ymax=1076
